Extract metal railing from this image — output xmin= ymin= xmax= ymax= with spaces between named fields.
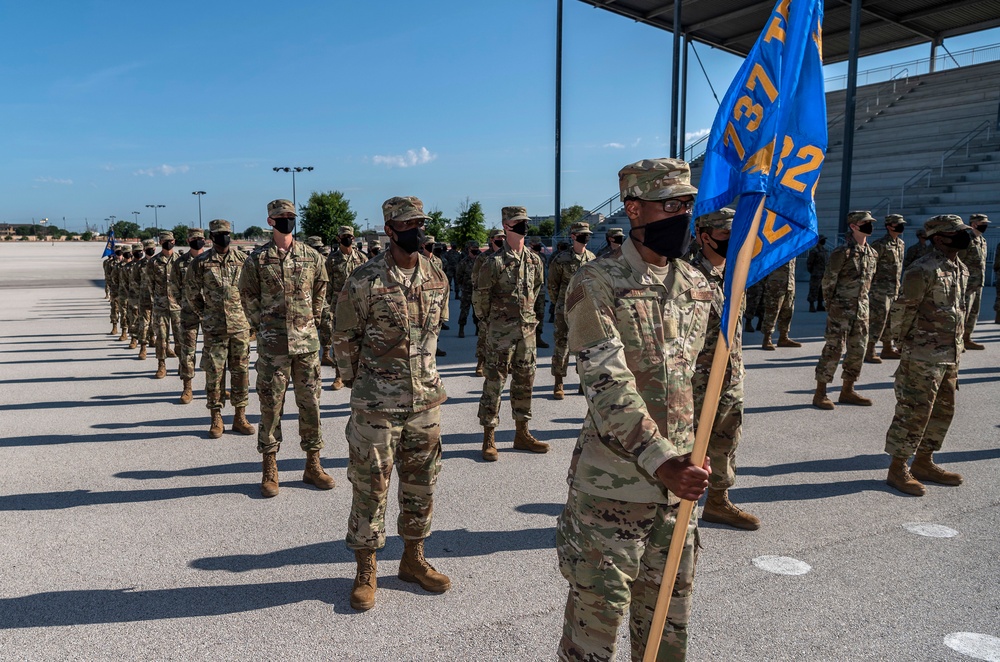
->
xmin=683 ymin=132 xmax=711 ymax=163
xmin=825 ymin=43 xmax=1000 ymax=91
xmin=899 ymin=120 xmax=995 ymax=208
xmin=828 ymin=69 xmax=911 ymax=134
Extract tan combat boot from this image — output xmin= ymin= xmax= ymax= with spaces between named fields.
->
xmin=110 ymin=324 xmax=119 ymax=336
xmin=154 ymin=360 xmax=167 ymax=379
xmin=129 ymin=338 xmax=138 ymax=349
xmin=513 ymin=420 xmax=549 ymax=453
xmin=350 ymin=549 xmax=377 ymax=611
xmin=178 ymin=379 xmax=193 ymax=404
xmin=864 ymin=342 xmax=882 ymax=364
xmin=880 ymin=342 xmax=900 ymax=360
xmin=553 ymin=377 xmax=564 ymax=400
xmin=208 ymin=410 xmax=224 ymax=439
xmin=482 ymin=427 xmax=498 ymax=462
xmin=261 ymin=452 xmax=279 ymax=498
xmin=964 ymin=335 xmax=985 ymax=350
xmin=910 ymin=451 xmax=963 ymax=486
xmin=839 ymin=380 xmax=872 ymax=406
xmin=812 ymin=381 xmax=835 ymax=410
xmin=329 ymin=377 xmax=344 ymax=391
xmin=474 ymin=360 xmax=484 ymax=377
xmin=761 ymin=332 xmax=775 ymax=350
xmin=118 ymin=330 xmax=128 ymax=342
xmin=886 ymin=457 xmax=925 ymax=496
xmin=777 ymin=333 xmax=802 ymax=348
xmin=303 ymin=450 xmax=336 ymax=489
xmin=232 ymin=407 xmax=255 ymax=436
xmin=138 ymin=344 xmax=148 ymax=360
xmin=701 ymin=489 xmax=760 ymax=530
xmin=166 ymin=346 xmax=177 ymax=358
xmin=321 ymin=346 xmax=335 ymax=367
xmin=398 ymin=539 xmax=451 ymax=593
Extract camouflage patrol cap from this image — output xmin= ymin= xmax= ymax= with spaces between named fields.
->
xmin=267 ymin=199 xmax=296 ymax=218
xmin=695 ymin=207 xmax=736 ymax=230
xmin=368 ymin=240 xmax=380 ymax=249
xmin=606 ymin=227 xmax=625 ymax=238
xmin=120 ymin=245 xmax=132 ymax=254
xmin=424 ymin=234 xmax=436 ymax=244
xmin=846 ymin=211 xmax=875 ymax=225
xmin=188 ymin=228 xmax=204 ymax=239
xmin=488 ymin=228 xmax=506 ymax=240
xmin=142 ymin=238 xmax=157 ymax=249
xmin=209 ymin=219 xmax=232 ymax=234
xmin=338 ymin=225 xmax=355 ymax=237
xmin=159 ymin=231 xmax=175 ymax=242
xmin=307 ymin=236 xmax=324 ymax=248
xmin=570 ymin=222 xmax=591 ymax=235
xmin=501 ymin=206 xmax=530 ymax=222
xmin=527 ymin=235 xmax=542 ymax=244
xmin=884 ymin=214 xmax=905 ymax=225
xmin=618 ymin=158 xmax=698 ymax=202
xmin=970 ymin=213 xmax=990 ymax=224
xmin=382 ymin=196 xmax=430 ymax=224
xmin=916 ymin=228 xmax=926 ymax=239
xmin=923 ymin=214 xmax=969 ymax=237
xmin=132 ymin=243 xmax=143 ymax=251
xmin=466 ymin=240 xmax=479 ymax=249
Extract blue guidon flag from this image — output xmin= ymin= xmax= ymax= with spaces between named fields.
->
xmin=102 ymin=228 xmax=116 ymax=257
xmin=692 ymin=0 xmax=827 ymax=344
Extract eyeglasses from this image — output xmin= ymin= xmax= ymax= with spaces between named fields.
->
xmin=643 ymin=198 xmax=695 ymax=214
xmin=388 ymin=218 xmax=425 ymax=231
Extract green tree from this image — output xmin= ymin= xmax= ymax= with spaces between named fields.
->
xmin=110 ymin=221 xmax=140 ymax=240
xmin=171 ymin=224 xmax=190 ymax=243
xmin=81 ymin=231 xmax=94 ymax=241
xmin=537 ymin=219 xmax=556 ymax=238
xmin=450 ymin=198 xmax=487 ymax=248
xmin=138 ymin=227 xmax=163 ymax=241
xmin=300 ymin=190 xmax=359 ymax=246
xmin=426 ymin=209 xmax=451 ymax=243
xmin=243 ymin=225 xmax=267 ymax=240
xmin=561 ymin=205 xmax=587 ymax=227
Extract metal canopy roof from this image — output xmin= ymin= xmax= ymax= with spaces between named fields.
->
xmin=578 ymin=0 xmax=1000 ymax=64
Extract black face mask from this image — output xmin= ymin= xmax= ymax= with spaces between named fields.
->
xmin=212 ymin=233 xmax=231 ymax=249
xmin=162 ymin=242 xmax=175 ymax=251
xmin=369 ymin=247 xmax=380 ymax=256
xmin=610 ymin=236 xmax=623 ymax=245
xmin=340 ymin=236 xmax=353 ymax=247
xmin=189 ymin=238 xmax=205 ymax=250
xmin=272 ymin=217 xmax=295 ymax=235
xmin=532 ymin=244 xmax=543 ymax=253
xmin=471 ymin=249 xmax=481 ymax=256
xmin=493 ymin=239 xmax=503 ymax=249
xmin=890 ymin=224 xmax=906 ymax=233
xmin=575 ymin=235 xmax=591 ymax=246
xmin=393 ymin=227 xmax=425 ymax=254
xmin=508 ymin=220 xmax=528 ymax=236
xmin=974 ymin=224 xmax=988 ymax=233
xmin=943 ymin=231 xmax=972 ymax=250
xmin=819 ymin=239 xmax=826 ymax=246
xmin=115 ymin=251 xmax=122 ymax=257
xmin=144 ymin=248 xmax=156 ymax=257
xmin=630 ymin=213 xmax=692 ymax=259
xmin=857 ymin=222 xmax=874 ymax=235
xmin=706 ymin=235 xmax=729 ymax=257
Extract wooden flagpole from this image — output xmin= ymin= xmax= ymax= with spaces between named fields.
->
xmin=643 ymin=196 xmax=766 ymax=662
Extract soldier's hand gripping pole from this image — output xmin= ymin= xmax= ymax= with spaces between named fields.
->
xmin=643 ymin=197 xmax=765 ymax=662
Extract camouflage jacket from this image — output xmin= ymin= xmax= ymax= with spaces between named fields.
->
xmin=326 ymin=247 xmax=368 ymax=308
xmin=548 ymin=247 xmax=595 ymax=307
xmin=822 ymin=236 xmax=877 ymax=309
xmin=903 ymin=242 xmax=932 ymax=270
xmin=456 ymin=255 xmax=476 ymax=301
xmin=891 ymin=247 xmax=968 ymax=364
xmin=691 ymin=254 xmax=744 ymax=386
xmin=765 ymin=257 xmax=795 ymax=290
xmin=146 ymin=251 xmax=182 ymax=312
xmin=103 ymin=259 xmax=114 ymax=290
xmin=117 ymin=262 xmax=132 ymax=299
xmin=334 ymin=252 xmax=449 ymax=413
xmin=174 ymin=251 xmax=202 ymax=327
xmin=106 ymin=259 xmax=121 ymax=295
xmin=868 ymin=234 xmax=905 ymax=299
xmin=564 ymin=240 xmax=713 ymax=504
xmin=239 ymin=240 xmax=328 ymax=355
xmin=443 ymin=249 xmax=463 ymax=277
xmin=128 ymin=257 xmax=148 ymax=304
xmin=806 ymin=245 xmax=828 ymax=277
xmin=186 ymin=247 xmax=250 ymax=337
xmin=958 ymin=233 xmax=987 ymax=289
xmin=472 ymin=243 xmax=543 ymax=339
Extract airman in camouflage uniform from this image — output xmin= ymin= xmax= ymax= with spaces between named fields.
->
xmin=557 ymin=159 xmax=712 ymax=662
xmin=812 ymin=211 xmax=878 ymax=410
xmin=958 ymin=213 xmax=989 ymax=349
xmin=147 ymin=231 xmax=182 ymax=381
xmin=865 ymin=214 xmax=906 ymax=363
xmin=129 ymin=240 xmax=155 ymax=355
xmin=527 ymin=236 xmax=550 ymax=348
xmin=186 ymin=219 xmax=256 ymax=440
xmin=994 ymin=243 xmax=1000 ymax=324
xmin=335 ymin=195 xmax=451 ymax=612
xmin=595 ymin=227 xmax=625 ymax=259
xmin=455 ymin=241 xmax=480 ymax=338
xmin=176 ymin=229 xmax=205 ymax=404
xmin=106 ymin=246 xmax=123 ymax=335
xmin=367 ymin=240 xmax=381 ymax=259
xmin=549 ymin=221 xmax=595 ymax=398
xmin=903 ymin=228 xmax=931 ymax=269
xmin=691 ymin=208 xmax=758 ymax=531
xmin=306 ymin=236 xmax=336 ymax=369
xmin=759 ymin=257 xmax=800 ymax=350
xmin=471 ymin=229 xmax=506 ymax=375
xmin=115 ymin=245 xmax=133 ymax=341
xmin=102 ymin=253 xmax=113 ymax=299
xmin=805 ymin=235 xmax=828 ymax=312
xmin=884 ymin=214 xmax=969 ymax=496
xmin=239 ymin=200 xmax=333 ymax=498
xmin=325 ymin=225 xmax=367 ymax=389
xmin=444 ymin=241 xmax=463 ymax=296
xmin=743 ymin=280 xmax=765 ymax=333
xmin=422 ymin=234 xmax=450 ymax=346
xmin=474 ymin=206 xmax=547 ymax=461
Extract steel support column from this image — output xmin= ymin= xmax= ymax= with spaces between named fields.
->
xmin=670 ymin=1 xmax=682 ymax=158
xmin=837 ymin=0 xmax=862 ymax=237
xmin=555 ymin=0 xmax=564 ymax=237
xmin=680 ymin=34 xmax=689 ymax=159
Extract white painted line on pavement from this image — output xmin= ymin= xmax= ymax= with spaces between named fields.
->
xmin=752 ymin=555 xmax=811 ymax=576
xmin=944 ymin=632 xmax=1000 ymax=661
xmin=902 ymin=522 xmax=958 ymax=538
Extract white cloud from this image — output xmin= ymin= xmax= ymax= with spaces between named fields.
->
xmin=372 ymin=146 xmax=437 ymax=168
xmin=35 ymin=176 xmax=73 ymax=185
xmin=686 ymin=128 xmax=711 ymax=142
xmin=603 ymin=142 xmax=625 ymax=149
xmin=631 ymin=137 xmax=642 ymax=148
xmin=134 ymin=164 xmax=190 ymax=177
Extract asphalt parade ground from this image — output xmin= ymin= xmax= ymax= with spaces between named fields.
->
xmin=1 ymin=242 xmax=998 ymax=661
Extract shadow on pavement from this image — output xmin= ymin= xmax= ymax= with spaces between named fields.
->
xmin=115 ymin=457 xmax=347 ymax=480
xmin=740 ymin=448 xmax=1000 ymax=478
xmin=731 ymin=478 xmax=894 ymax=503
xmin=516 ymin=502 xmax=564 ymax=516
xmin=0 ymin=483 xmax=258 ymax=511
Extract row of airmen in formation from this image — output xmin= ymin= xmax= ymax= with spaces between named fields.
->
xmin=98 ymin=159 xmax=994 ymax=661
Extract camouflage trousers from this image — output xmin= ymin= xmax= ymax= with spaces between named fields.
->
xmin=552 ymin=304 xmax=571 ymax=377
xmin=109 ymin=296 xmax=120 ymax=325
xmin=127 ymin=301 xmax=140 ymax=338
xmin=692 ymin=378 xmax=744 ymax=491
xmin=346 ymin=406 xmax=442 ymax=551
xmin=557 ymin=488 xmax=698 ymax=662
xmin=201 ymin=331 xmax=250 ymax=411
xmin=884 ymin=360 xmax=957 ymax=459
xmin=534 ymin=291 xmax=546 ymax=334
xmin=153 ymin=308 xmax=182 ymax=361
xmin=760 ymin=278 xmax=793 ymax=336
xmin=815 ymin=302 xmax=869 ymax=384
xmin=867 ymin=291 xmax=893 ymax=344
xmin=744 ymin=282 xmax=764 ymax=321
xmin=319 ymin=305 xmax=334 ymax=348
xmin=807 ymin=275 xmax=824 ymax=306
xmin=458 ymin=295 xmax=475 ymax=327
xmin=478 ymin=332 xmax=536 ymax=427
xmin=131 ymin=305 xmax=152 ymax=344
xmin=117 ymin=296 xmax=129 ymax=330
xmin=476 ymin=319 xmax=489 ymax=362
xmin=255 ymin=351 xmax=322 ymax=455
xmin=178 ymin=325 xmax=199 ymax=381
xmin=965 ymin=286 xmax=983 ymax=336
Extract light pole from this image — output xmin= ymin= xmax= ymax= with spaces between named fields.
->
xmin=145 ymin=204 xmax=166 ymax=229
xmin=132 ymin=211 xmax=140 ymax=228
xmin=272 ymin=166 xmax=313 ymax=210
xmin=192 ymin=191 xmax=206 ymax=229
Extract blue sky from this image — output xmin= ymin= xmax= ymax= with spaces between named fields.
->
xmin=3 ymin=1 xmax=998 ymax=233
